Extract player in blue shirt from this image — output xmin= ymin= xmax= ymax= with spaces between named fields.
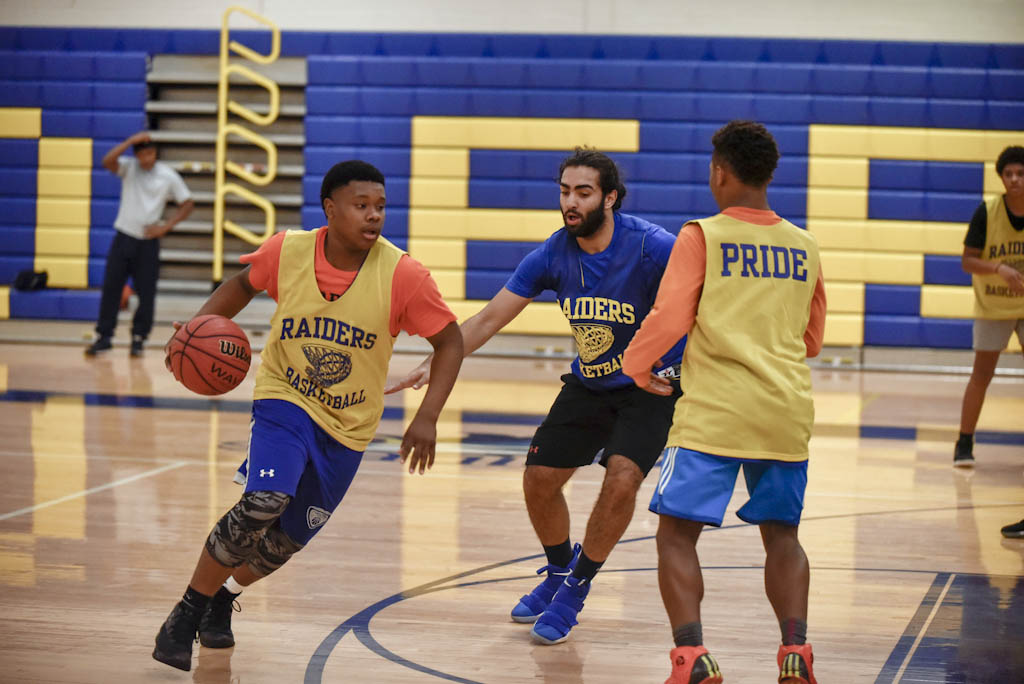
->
xmin=387 ymin=148 xmax=686 ymax=644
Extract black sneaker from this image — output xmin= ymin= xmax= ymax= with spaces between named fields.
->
xmin=199 ymin=587 xmax=240 ymax=648
xmin=153 ymin=599 xmax=202 ymax=671
xmin=130 ymin=335 xmax=145 ymax=357
xmin=1001 ymin=519 xmax=1024 ymax=539
xmin=953 ymin=440 xmax=975 ymax=468
xmin=84 ymin=336 xmax=112 ymax=356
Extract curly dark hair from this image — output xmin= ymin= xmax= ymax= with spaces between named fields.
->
xmin=558 ymin=147 xmax=627 ymax=211
xmin=996 ymin=146 xmax=1024 ymax=175
xmin=711 ymin=120 xmax=779 ymax=187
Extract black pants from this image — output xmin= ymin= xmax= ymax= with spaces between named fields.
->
xmin=95 ymin=231 xmax=160 ymax=340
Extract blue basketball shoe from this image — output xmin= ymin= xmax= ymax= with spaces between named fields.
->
xmin=529 ymin=575 xmax=591 ymax=645
xmin=510 ymin=544 xmax=581 ymax=623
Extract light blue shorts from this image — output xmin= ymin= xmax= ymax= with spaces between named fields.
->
xmin=649 ymin=446 xmax=808 ymax=527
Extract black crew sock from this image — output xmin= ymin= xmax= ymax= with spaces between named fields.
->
xmin=543 ymin=539 xmax=574 ymax=568
xmin=957 ymin=432 xmax=974 ymax=449
xmin=182 ymin=586 xmax=212 ymax=614
xmin=780 ymin=617 xmax=807 ymax=646
xmin=570 ymin=550 xmax=604 ymax=582
xmin=672 ymin=621 xmax=703 ymax=647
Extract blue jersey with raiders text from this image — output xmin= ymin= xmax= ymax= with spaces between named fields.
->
xmin=506 ymin=212 xmax=687 ymax=390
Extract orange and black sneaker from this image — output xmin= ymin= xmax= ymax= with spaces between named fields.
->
xmin=778 ymin=644 xmax=817 ymax=684
xmin=664 ymin=645 xmax=723 ymax=684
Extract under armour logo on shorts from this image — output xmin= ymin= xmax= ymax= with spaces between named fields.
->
xmin=307 ymin=506 xmax=331 ymax=529
xmin=259 ymin=469 xmax=275 ymax=477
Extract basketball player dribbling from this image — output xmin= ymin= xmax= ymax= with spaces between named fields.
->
xmin=386 ymin=148 xmax=687 ymax=645
xmin=624 ymin=121 xmax=826 ymax=684
xmin=152 ymin=161 xmax=464 ymax=672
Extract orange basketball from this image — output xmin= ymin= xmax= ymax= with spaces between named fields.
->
xmin=167 ymin=314 xmax=252 ymax=396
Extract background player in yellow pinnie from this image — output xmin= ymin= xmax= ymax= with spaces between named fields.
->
xmin=952 ymin=146 xmax=1024 ymax=476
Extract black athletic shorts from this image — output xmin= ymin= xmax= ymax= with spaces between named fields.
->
xmin=526 ymin=373 xmax=682 ymax=476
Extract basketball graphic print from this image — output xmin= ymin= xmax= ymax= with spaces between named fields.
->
xmin=571 ymin=324 xmax=614 ymax=363
xmin=166 ymin=315 xmax=252 ymax=396
xmin=302 ymin=344 xmax=352 ymax=388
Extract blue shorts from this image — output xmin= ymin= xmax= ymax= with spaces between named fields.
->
xmin=235 ymin=399 xmax=364 ymax=545
xmin=649 ymin=447 xmax=807 ymax=527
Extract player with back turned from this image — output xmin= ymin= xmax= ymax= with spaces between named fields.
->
xmin=624 ymin=121 xmax=826 ymax=684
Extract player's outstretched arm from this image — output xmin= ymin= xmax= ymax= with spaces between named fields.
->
xmin=400 ymin=321 xmax=464 ymax=475
xmin=384 ymin=287 xmax=531 ymax=393
xmin=164 ymin=267 xmax=261 ymax=371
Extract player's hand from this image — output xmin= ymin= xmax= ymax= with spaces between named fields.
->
xmin=399 ymin=414 xmax=437 ymax=475
xmin=129 ymin=131 xmax=151 ymax=145
xmin=638 ymin=372 xmax=674 ymax=396
xmin=164 ymin=321 xmax=183 ymax=373
xmin=996 ymin=264 xmax=1024 ymax=295
xmin=143 ymin=223 xmax=170 ymax=239
xmin=384 ymin=356 xmax=432 ymax=394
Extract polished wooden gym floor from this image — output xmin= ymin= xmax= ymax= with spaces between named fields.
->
xmin=0 ymin=341 xmax=1021 ymax=683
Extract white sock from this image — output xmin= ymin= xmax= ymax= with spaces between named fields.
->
xmin=224 ymin=576 xmax=245 ymax=595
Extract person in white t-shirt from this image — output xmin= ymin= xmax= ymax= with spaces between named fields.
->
xmin=86 ymin=131 xmax=194 ymax=357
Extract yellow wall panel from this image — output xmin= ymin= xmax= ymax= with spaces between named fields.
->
xmin=920 ymin=284 xmax=975 ymax=318
xmin=37 ymin=138 xmax=92 ymax=168
xmin=37 ymin=169 xmax=91 ymax=198
xmin=824 ymin=282 xmax=864 ymax=314
xmin=806 ymin=188 xmax=867 ymax=220
xmin=409 ymin=178 xmax=468 ymax=208
xmin=410 ymin=147 xmax=468 ymax=178
xmin=34 ymin=227 xmax=89 ymax=257
xmin=807 ymin=157 xmax=868 ymax=189
xmin=808 ymin=125 xmax=869 ymax=157
xmin=808 ymin=220 xmax=867 ymax=250
xmin=983 ymin=162 xmax=1003 ymax=194
xmin=34 ymin=256 xmax=87 ymax=289
xmin=430 ymin=269 xmax=465 ymax=300
xmin=867 ymin=128 xmax=929 ymax=159
xmin=0 ymin=107 xmax=41 ymax=138
xmin=449 ymin=300 xmax=567 ymax=335
xmin=985 ymin=131 xmax=1024 ymax=160
xmin=36 ymin=198 xmax=90 ymax=227
xmin=916 ymin=222 xmax=967 ymax=255
xmin=0 ymin=287 xmax=9 ymax=320
xmin=863 ymin=253 xmax=924 ymax=284
xmin=823 ymin=313 xmax=864 ymax=346
xmin=412 ymin=116 xmax=638 ymax=152
xmin=810 ymin=220 xmax=964 ymax=255
xmin=821 ymin=250 xmax=923 ymax=284
xmin=924 ymin=130 xmax=989 ymax=161
xmin=409 ymin=208 xmax=562 ymax=241
xmin=405 ymin=238 xmax=466 ymax=270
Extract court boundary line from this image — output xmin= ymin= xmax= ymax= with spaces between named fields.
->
xmin=0 ymin=461 xmax=189 ymax=521
xmin=303 ymin=505 xmax=1024 ymax=684
xmin=890 ymin=572 xmax=956 ymax=684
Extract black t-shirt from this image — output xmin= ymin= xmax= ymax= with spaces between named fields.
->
xmin=963 ymin=197 xmax=1024 ymax=249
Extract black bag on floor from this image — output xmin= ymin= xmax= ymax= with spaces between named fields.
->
xmin=13 ymin=269 xmax=47 ymax=291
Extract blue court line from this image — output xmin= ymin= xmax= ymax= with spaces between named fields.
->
xmin=303 ymin=503 xmax=1024 ymax=684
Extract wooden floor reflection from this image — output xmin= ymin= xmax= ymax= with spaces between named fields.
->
xmin=0 ymin=343 xmax=1021 ymax=684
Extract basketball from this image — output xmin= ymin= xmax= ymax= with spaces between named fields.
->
xmin=167 ymin=314 xmax=252 ymax=396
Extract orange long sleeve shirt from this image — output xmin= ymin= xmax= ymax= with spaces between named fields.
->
xmin=623 ymin=207 xmax=827 ymax=388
